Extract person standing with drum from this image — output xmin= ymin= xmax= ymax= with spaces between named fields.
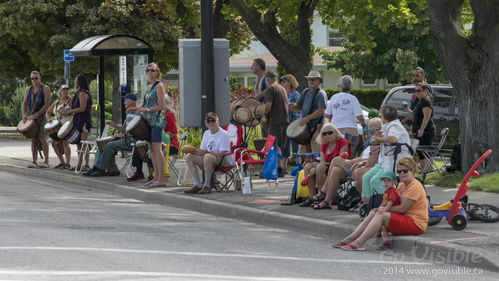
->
xmin=280 ymin=74 xmax=301 ymax=168
xmin=59 ymin=73 xmax=93 ymax=171
xmin=288 ymin=70 xmax=328 ymax=156
xmin=21 ymin=71 xmax=51 ymax=168
xmin=262 ymin=71 xmax=289 ymax=177
xmin=135 ymin=63 xmax=167 ymax=187
xmin=45 ymin=85 xmax=72 ymax=169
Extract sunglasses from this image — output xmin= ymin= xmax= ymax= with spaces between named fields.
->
xmin=205 ymin=118 xmax=216 ymax=123
xmin=415 ymin=89 xmax=423 ymax=92
xmin=396 ymin=169 xmax=410 ymax=174
xmin=279 ymin=78 xmax=289 ymax=82
xmin=321 ymin=131 xmax=334 ymax=136
xmin=30 ymin=77 xmax=39 ymax=80
xmin=146 ymin=69 xmax=156 ymax=73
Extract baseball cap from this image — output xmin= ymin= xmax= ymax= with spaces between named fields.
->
xmin=121 ymin=93 xmax=137 ymax=101
xmin=380 ymin=171 xmax=396 ymax=180
xmin=58 ymin=85 xmax=69 ymax=91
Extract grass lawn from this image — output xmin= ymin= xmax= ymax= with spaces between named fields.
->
xmin=423 ymin=171 xmax=499 ymax=193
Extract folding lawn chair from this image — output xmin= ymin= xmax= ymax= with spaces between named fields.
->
xmin=417 ymin=127 xmax=449 ymax=180
xmin=234 ymin=134 xmax=279 ymax=192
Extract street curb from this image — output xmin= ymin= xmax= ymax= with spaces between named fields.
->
xmin=1 ymin=163 xmax=498 ymax=271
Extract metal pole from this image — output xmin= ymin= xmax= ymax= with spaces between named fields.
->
xmin=201 ymin=0 xmax=215 ymax=125
xmin=98 ymin=56 xmax=105 ymax=135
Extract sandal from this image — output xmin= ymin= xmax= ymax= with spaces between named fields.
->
xmin=54 ymin=163 xmax=65 ymax=169
xmin=81 ymin=165 xmax=91 ymax=172
xmin=313 ymin=201 xmax=331 ymax=210
xmin=64 ymin=164 xmax=71 ymax=169
xmin=145 ymin=181 xmax=166 ymax=188
xmin=348 ymin=201 xmax=364 ymax=212
xmin=312 ymin=190 xmax=326 ymax=203
xmin=341 ymin=243 xmax=365 ymax=251
xmin=39 ymin=162 xmax=49 ymax=168
xmin=299 ymin=197 xmax=314 ymax=207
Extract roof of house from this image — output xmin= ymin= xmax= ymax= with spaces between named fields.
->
xmin=229 ymin=46 xmax=344 ymax=72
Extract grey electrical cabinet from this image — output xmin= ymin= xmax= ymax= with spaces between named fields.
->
xmin=178 ymin=39 xmax=230 ymax=127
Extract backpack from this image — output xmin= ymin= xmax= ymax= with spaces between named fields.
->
xmin=337 ymin=186 xmax=361 ymax=211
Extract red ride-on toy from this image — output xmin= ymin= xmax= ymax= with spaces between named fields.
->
xmin=427 ymin=149 xmax=492 ymax=230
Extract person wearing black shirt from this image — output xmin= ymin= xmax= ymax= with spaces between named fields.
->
xmin=412 ymin=83 xmax=436 ymax=169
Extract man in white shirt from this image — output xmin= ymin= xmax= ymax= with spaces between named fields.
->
xmin=184 ymin=112 xmax=234 ymax=194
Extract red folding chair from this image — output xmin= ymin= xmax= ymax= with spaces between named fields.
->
xmin=234 ymin=134 xmax=278 ymax=192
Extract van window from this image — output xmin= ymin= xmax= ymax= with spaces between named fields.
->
xmin=433 ymin=88 xmax=453 ymax=114
xmin=387 ymin=88 xmax=413 ymax=109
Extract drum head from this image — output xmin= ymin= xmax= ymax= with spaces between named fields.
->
xmin=235 ymin=108 xmax=251 ymax=123
xmin=17 ymin=120 xmax=33 ymax=131
xmin=126 ymin=115 xmax=141 ymax=132
xmin=44 ymin=120 xmax=61 ymax=130
xmin=57 ymin=121 xmax=73 ymax=138
xmin=286 ymin=120 xmax=307 ymax=138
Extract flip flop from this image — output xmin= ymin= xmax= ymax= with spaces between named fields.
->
xmin=28 ymin=163 xmax=39 ymax=168
xmin=39 ymin=162 xmax=49 ymax=168
xmin=332 ymin=241 xmax=348 ymax=248
xmin=145 ymin=181 xmax=166 ymax=188
xmin=341 ymin=243 xmax=365 ymax=251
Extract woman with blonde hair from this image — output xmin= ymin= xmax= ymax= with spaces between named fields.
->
xmin=280 ymin=74 xmax=301 ymax=169
xmin=136 ymin=63 xmax=167 ymax=187
xmin=299 ymin=123 xmax=350 ymax=207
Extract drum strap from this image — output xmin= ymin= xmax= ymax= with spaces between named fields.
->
xmin=307 ymin=88 xmax=323 ymax=138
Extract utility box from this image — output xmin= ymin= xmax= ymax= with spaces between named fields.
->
xmin=178 ymin=39 xmax=230 ymax=127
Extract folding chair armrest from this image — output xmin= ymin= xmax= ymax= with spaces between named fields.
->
xmin=242 ymin=149 xmax=265 ymax=155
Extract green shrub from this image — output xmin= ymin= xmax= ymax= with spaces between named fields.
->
xmin=6 ymin=85 xmax=26 ymax=126
xmin=323 ymin=88 xmax=388 ymax=109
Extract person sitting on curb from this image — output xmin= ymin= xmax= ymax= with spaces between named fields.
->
xmin=334 ymin=157 xmax=428 ymax=251
xmin=82 ymin=94 xmax=138 ymax=177
xmin=184 ymin=112 xmax=234 ymax=195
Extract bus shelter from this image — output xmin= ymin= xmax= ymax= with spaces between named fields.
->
xmin=69 ymin=34 xmax=154 ymax=133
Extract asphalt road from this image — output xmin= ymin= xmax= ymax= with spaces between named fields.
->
xmin=0 ymin=171 xmax=497 ymax=281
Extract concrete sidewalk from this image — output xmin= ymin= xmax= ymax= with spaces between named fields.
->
xmin=1 ymin=137 xmax=498 ymax=271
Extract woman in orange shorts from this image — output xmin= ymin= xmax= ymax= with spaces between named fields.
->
xmin=333 ymin=157 xmax=428 ymax=251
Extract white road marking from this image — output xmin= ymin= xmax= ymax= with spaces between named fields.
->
xmin=0 ymin=270 xmax=347 ymax=280
xmin=0 ymin=246 xmax=430 ymax=265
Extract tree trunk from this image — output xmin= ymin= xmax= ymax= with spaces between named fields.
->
xmin=426 ymin=0 xmax=499 ymax=173
xmin=229 ymin=0 xmax=316 ymax=92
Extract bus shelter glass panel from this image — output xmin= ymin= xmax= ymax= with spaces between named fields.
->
xmin=132 ymin=55 xmax=148 ymax=104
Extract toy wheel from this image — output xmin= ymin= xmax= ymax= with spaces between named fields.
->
xmin=450 ymin=214 xmax=467 ymax=230
xmin=358 ymin=202 xmax=369 ymax=218
xmin=471 ymin=204 xmax=499 ymax=223
xmin=428 ymin=216 xmax=442 ymax=226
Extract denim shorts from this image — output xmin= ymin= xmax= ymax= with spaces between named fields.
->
xmin=150 ymin=126 xmax=163 ymax=143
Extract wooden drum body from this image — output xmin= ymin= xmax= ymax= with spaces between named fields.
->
xmin=286 ymin=119 xmax=311 ymax=145
xmin=231 ymin=97 xmax=261 ymax=127
xmin=135 ymin=140 xmax=150 ymax=162
xmin=126 ymin=115 xmax=151 ymax=141
xmin=17 ymin=119 xmax=39 ymax=138
xmin=96 ymin=136 xmax=118 ymax=172
xmin=44 ymin=120 xmax=62 ymax=140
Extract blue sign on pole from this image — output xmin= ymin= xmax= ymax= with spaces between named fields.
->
xmin=64 ymin=49 xmax=74 ymax=62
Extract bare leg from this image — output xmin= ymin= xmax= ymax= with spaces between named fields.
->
xmin=315 ymin=163 xmax=327 ymax=191
xmin=149 ymin=142 xmax=165 ymax=184
xmin=303 ymin=163 xmax=317 ymax=197
xmin=350 ymin=211 xmax=391 ymax=248
xmin=339 ymin=209 xmax=377 ymax=244
xmin=323 ymin=166 xmax=346 ymax=203
xmin=63 ymin=141 xmax=71 ymax=166
xmin=39 ymin=137 xmax=49 ymax=165
xmin=51 ymin=140 xmax=65 ymax=165
xmin=31 ymin=138 xmax=37 ymax=164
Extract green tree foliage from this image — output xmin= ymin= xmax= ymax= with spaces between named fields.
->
xmin=317 ymin=2 xmax=448 ymax=84
xmin=0 ymin=0 xmax=252 ymax=80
